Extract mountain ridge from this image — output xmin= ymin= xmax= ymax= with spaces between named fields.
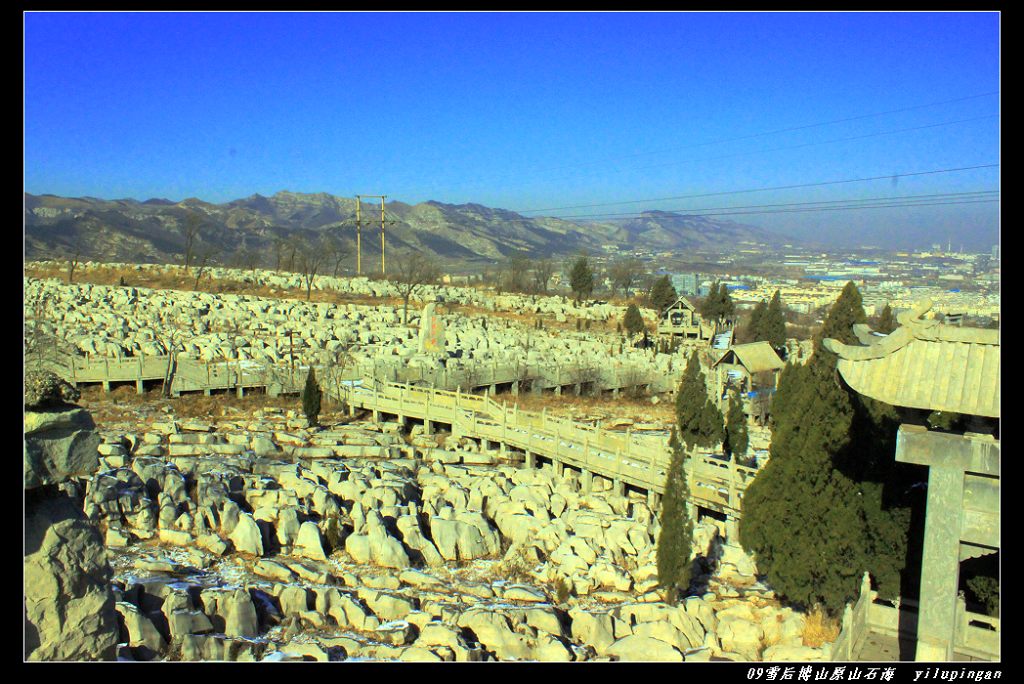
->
xmin=24 ymin=190 xmax=787 ymax=267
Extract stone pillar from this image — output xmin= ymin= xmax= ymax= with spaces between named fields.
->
xmin=647 ymin=490 xmax=660 ymax=512
xmin=554 ymin=385 xmax=562 ymax=397
xmin=915 ymin=463 xmax=964 ymax=661
xmin=724 ymin=516 xmax=739 ymax=542
xmin=236 ymin=385 xmax=244 ymax=399
xmin=136 ymin=379 xmax=144 ymax=395
xmin=511 ymin=380 xmax=520 ymax=396
xmin=612 ymin=479 xmax=625 ymax=498
xmin=203 ymin=388 xmax=211 ymax=397
xmin=424 ymin=419 xmax=433 ymax=436
xmin=525 ymin=451 xmax=536 ymax=469
xmin=102 ymin=380 xmax=111 ymax=393
xmin=554 ymin=460 xmax=564 ymax=478
xmin=581 ymin=470 xmax=593 ymax=494
xmin=372 ymin=409 xmax=381 ymax=423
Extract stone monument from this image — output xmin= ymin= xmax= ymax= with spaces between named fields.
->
xmin=418 ymin=300 xmax=446 ymax=354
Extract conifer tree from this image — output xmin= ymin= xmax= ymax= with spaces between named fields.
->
xmin=699 ymin=282 xmax=721 ymax=320
xmin=656 ymin=429 xmax=694 ymax=602
xmin=302 ymin=367 xmax=322 ymax=428
xmin=876 ymin=303 xmax=897 ymax=334
xmin=568 ymin=256 xmax=594 ymax=305
xmin=675 ymin=351 xmax=724 ymax=450
xmin=724 ymin=390 xmax=749 ymax=460
xmin=739 ymin=281 xmax=909 ymax=613
xmin=623 ymin=303 xmax=645 ymax=336
xmin=762 ymin=290 xmax=787 ymax=349
xmin=650 ymin=275 xmax=678 ymax=313
xmin=745 ymin=299 xmax=767 ymax=343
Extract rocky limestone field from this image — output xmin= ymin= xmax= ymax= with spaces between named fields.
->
xmin=25 ymin=372 xmax=827 ymax=663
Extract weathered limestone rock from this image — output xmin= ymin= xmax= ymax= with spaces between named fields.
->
xmin=115 ymin=601 xmax=168 ymax=659
xmin=24 ymin=494 xmax=119 ymax=661
xmin=228 ymin=512 xmax=264 ymax=556
xmin=24 ymin=407 xmax=101 ymax=488
xmin=24 ymin=397 xmax=118 ymax=662
xmin=606 ymin=634 xmax=685 ymax=661
xmin=293 ymin=521 xmax=328 ymax=561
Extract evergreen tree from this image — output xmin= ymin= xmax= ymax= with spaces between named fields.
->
xmin=699 ymin=282 xmax=721 ymax=320
xmin=745 ymin=299 xmax=767 ymax=343
xmin=656 ymin=429 xmax=694 ymax=602
xmin=724 ymin=390 xmax=749 ymax=460
xmin=568 ymin=256 xmax=594 ymax=304
xmin=739 ymin=281 xmax=909 ymax=614
xmin=623 ymin=303 xmax=645 ymax=336
xmin=876 ymin=303 xmax=897 ymax=334
xmin=302 ymin=367 xmax=322 ymax=427
xmin=650 ymin=275 xmax=678 ymax=313
xmin=762 ymin=290 xmax=787 ymax=349
xmin=675 ymin=351 xmax=724 ymax=450
xmin=719 ymin=283 xmax=735 ymax=322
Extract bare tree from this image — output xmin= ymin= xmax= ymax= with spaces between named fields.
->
xmin=271 ymin=234 xmax=287 ymax=273
xmin=321 ymin=232 xmax=349 ymax=278
xmin=532 ymin=258 xmax=555 ymax=294
xmin=390 ymin=251 xmax=441 ymax=325
xmin=65 ymin=233 xmax=85 ymax=285
xmin=504 ymin=252 xmax=531 ymax=293
xmin=180 ymin=212 xmax=202 ymax=273
xmin=232 ymin=244 xmax=261 ymax=274
xmin=192 ymin=244 xmax=218 ymax=290
xmin=609 ymin=258 xmax=646 ymax=298
xmin=297 ymin=238 xmax=326 ymax=301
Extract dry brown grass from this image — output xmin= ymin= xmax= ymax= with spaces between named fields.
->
xmin=508 ymin=392 xmax=675 ymax=427
xmin=801 ymin=606 xmax=840 ymax=647
xmin=77 ymin=383 xmax=350 ymax=425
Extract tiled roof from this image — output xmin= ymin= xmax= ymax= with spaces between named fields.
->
xmin=823 ymin=300 xmax=999 ymax=418
xmin=714 ymin=341 xmax=785 ymax=374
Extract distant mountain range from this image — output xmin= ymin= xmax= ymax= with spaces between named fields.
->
xmin=24 ymin=190 xmax=782 ymax=267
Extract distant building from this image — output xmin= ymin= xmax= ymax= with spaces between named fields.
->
xmin=671 ymin=272 xmax=700 ymax=296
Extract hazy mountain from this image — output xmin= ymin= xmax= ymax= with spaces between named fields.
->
xmin=24 ymin=191 xmax=780 ymax=267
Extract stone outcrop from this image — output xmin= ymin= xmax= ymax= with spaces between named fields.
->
xmin=24 ymin=395 xmax=118 ymax=661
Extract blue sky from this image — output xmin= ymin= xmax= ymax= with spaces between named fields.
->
xmin=24 ymin=11 xmax=999 ymax=249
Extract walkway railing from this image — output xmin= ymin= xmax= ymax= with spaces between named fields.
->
xmin=333 ymin=379 xmax=759 ymax=509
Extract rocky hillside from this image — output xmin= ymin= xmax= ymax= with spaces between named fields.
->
xmin=25 ymin=191 xmax=777 ymax=267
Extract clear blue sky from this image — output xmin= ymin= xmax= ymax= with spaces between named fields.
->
xmin=25 ymin=11 xmax=1000 ymax=249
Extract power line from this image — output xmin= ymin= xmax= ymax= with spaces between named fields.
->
xmin=531 ymin=114 xmax=998 ymax=185
xmin=554 ymin=190 xmax=999 ymax=221
xmin=550 ymin=198 xmax=999 ymax=223
xmin=516 ymin=163 xmax=1000 ymax=215
xmin=393 ymin=91 xmax=998 ymax=197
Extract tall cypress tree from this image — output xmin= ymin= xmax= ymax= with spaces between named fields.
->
xmin=302 ymin=367 xmax=322 ymax=428
xmin=739 ymin=281 xmax=909 ymax=613
xmin=745 ymin=299 xmax=767 ymax=344
xmin=724 ymin=390 xmax=749 ymax=460
xmin=676 ymin=351 xmax=724 ymax=450
xmin=656 ymin=429 xmax=694 ymax=602
xmin=700 ymin=282 xmax=720 ymax=321
xmin=762 ymin=290 xmax=787 ymax=350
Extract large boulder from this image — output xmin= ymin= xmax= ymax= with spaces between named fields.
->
xmin=24 ymin=407 xmax=101 ymax=488
xmin=24 ymin=494 xmax=118 ymax=660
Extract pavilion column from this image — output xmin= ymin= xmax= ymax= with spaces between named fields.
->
xmin=914 ymin=463 xmax=964 ymax=661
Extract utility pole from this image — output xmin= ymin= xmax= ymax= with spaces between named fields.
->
xmin=355 ymin=196 xmax=363 ymax=275
xmin=380 ymin=195 xmax=387 ymax=276
xmin=355 ymin=194 xmax=393 ymax=276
